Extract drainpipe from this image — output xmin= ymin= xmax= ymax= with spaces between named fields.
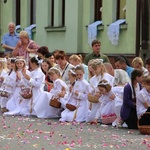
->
xmin=135 ymin=0 xmax=140 ymax=56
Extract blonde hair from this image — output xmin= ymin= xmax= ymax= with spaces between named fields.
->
xmin=142 ymin=75 xmax=150 ymax=87
xmin=69 ymin=54 xmax=82 ymax=63
xmin=88 ymin=59 xmax=95 ymax=79
xmin=14 ymin=57 xmax=26 ymax=71
xmin=91 ymin=59 xmax=106 ymax=77
xmin=132 ymin=57 xmax=144 ymax=67
xmin=0 ymin=59 xmax=9 ymax=74
xmin=48 ymin=67 xmax=61 ymax=78
xmin=19 ymin=31 xmax=29 ymax=39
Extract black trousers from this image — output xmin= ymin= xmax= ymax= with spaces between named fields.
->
xmin=125 ymin=109 xmax=138 ymax=129
xmin=139 ymin=108 xmax=150 ymax=125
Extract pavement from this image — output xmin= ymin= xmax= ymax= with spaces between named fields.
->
xmin=0 ymin=114 xmax=150 ymax=150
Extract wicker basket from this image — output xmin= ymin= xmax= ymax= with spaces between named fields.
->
xmin=66 ymin=103 xmax=76 ymax=111
xmin=20 ymin=87 xmax=32 ymax=99
xmin=138 ymin=112 xmax=150 ymax=135
xmin=88 ymin=93 xmax=99 ymax=103
xmin=101 ymin=115 xmax=117 ymax=125
xmin=49 ymin=97 xmax=61 ymax=108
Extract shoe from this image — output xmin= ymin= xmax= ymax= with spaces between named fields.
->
xmin=1 ymin=107 xmax=8 ymax=113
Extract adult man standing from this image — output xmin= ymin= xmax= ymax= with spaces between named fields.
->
xmin=84 ymin=39 xmax=110 ymax=65
xmin=1 ymin=22 xmax=19 ymax=54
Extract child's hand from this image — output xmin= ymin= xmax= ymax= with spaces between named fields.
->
xmin=58 ymin=86 xmax=66 ymax=98
xmin=94 ymin=92 xmax=101 ymax=98
xmin=69 ymin=86 xmax=73 ymax=92
xmin=16 ymin=71 xmax=21 ymax=80
xmin=75 ymin=90 xmax=79 ymax=96
xmin=143 ymin=102 xmax=150 ymax=109
xmin=109 ymin=94 xmax=116 ymax=100
xmin=58 ymin=91 xmax=66 ymax=98
xmin=22 ymin=68 xmax=26 ymax=76
xmin=0 ymin=76 xmax=4 ymax=82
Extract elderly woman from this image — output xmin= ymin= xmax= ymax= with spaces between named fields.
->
xmin=12 ymin=31 xmax=40 ymax=64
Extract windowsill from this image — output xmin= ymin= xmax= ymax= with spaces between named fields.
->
xmin=85 ymin=24 xmax=104 ymax=31
xmin=45 ymin=26 xmax=66 ymax=32
xmin=107 ymin=23 xmax=128 ymax=30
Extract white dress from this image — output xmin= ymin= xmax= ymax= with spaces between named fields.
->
xmin=136 ymin=88 xmax=150 ymax=119
xmin=0 ymin=69 xmax=9 ymax=87
xmin=112 ymin=86 xmax=124 ymax=118
xmin=60 ymin=79 xmax=92 ymax=122
xmin=86 ymin=73 xmax=114 ymax=122
xmin=16 ymin=67 xmax=46 ymax=116
xmin=0 ymin=70 xmax=16 ymax=108
xmin=33 ymin=78 xmax=69 ymax=118
xmin=4 ymin=69 xmax=31 ymax=115
xmin=95 ymin=90 xmax=117 ymax=124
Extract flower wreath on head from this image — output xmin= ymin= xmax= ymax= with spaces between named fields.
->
xmin=35 ymin=55 xmax=43 ymax=64
xmin=98 ymin=80 xmax=109 ymax=86
xmin=69 ymin=68 xmax=76 ymax=75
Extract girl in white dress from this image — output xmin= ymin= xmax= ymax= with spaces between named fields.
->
xmin=92 ymin=79 xmax=117 ymax=124
xmin=60 ymin=65 xmax=92 ymax=122
xmin=4 ymin=57 xmax=31 ymax=115
xmin=0 ymin=58 xmax=9 ymax=87
xmin=15 ymin=56 xmax=46 ymax=116
xmin=33 ymin=67 xmax=69 ymax=118
xmin=86 ymin=59 xmax=114 ymax=122
xmin=0 ymin=58 xmax=16 ymax=113
xmin=137 ymin=76 xmax=150 ymax=125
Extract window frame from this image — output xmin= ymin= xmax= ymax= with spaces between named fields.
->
xmin=50 ymin=0 xmax=65 ymax=27
xmin=30 ymin=0 xmax=36 ymax=24
xmin=94 ymin=0 xmax=102 ymax=21
xmin=116 ymin=0 xmax=126 ymax=19
xmin=16 ymin=0 xmax=21 ymax=25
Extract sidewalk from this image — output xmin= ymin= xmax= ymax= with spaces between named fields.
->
xmin=0 ymin=115 xmax=149 ymax=150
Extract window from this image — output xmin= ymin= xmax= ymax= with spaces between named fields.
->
xmin=30 ymin=0 xmax=36 ymax=24
xmin=94 ymin=0 xmax=102 ymax=21
xmin=51 ymin=0 xmax=54 ymax=27
xmin=62 ymin=0 xmax=65 ymax=27
xmin=50 ymin=0 xmax=65 ymax=27
xmin=116 ymin=0 xmax=126 ymax=19
xmin=16 ymin=0 xmax=21 ymax=25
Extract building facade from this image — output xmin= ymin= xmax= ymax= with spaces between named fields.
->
xmin=0 ymin=0 xmax=149 ymax=62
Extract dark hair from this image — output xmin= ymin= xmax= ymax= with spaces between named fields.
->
xmin=41 ymin=58 xmax=52 ymax=75
xmin=55 ymin=50 xmax=66 ymax=60
xmin=114 ymin=56 xmax=130 ymax=66
xmin=131 ymin=69 xmax=143 ymax=99
xmin=45 ymin=53 xmax=53 ymax=58
xmin=10 ymin=58 xmax=16 ymax=63
xmin=30 ymin=56 xmax=41 ymax=66
xmin=91 ymin=40 xmax=101 ymax=47
xmin=52 ymin=49 xmax=60 ymax=57
xmin=37 ymin=46 xmax=49 ymax=56
xmin=145 ymin=57 xmax=150 ymax=65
